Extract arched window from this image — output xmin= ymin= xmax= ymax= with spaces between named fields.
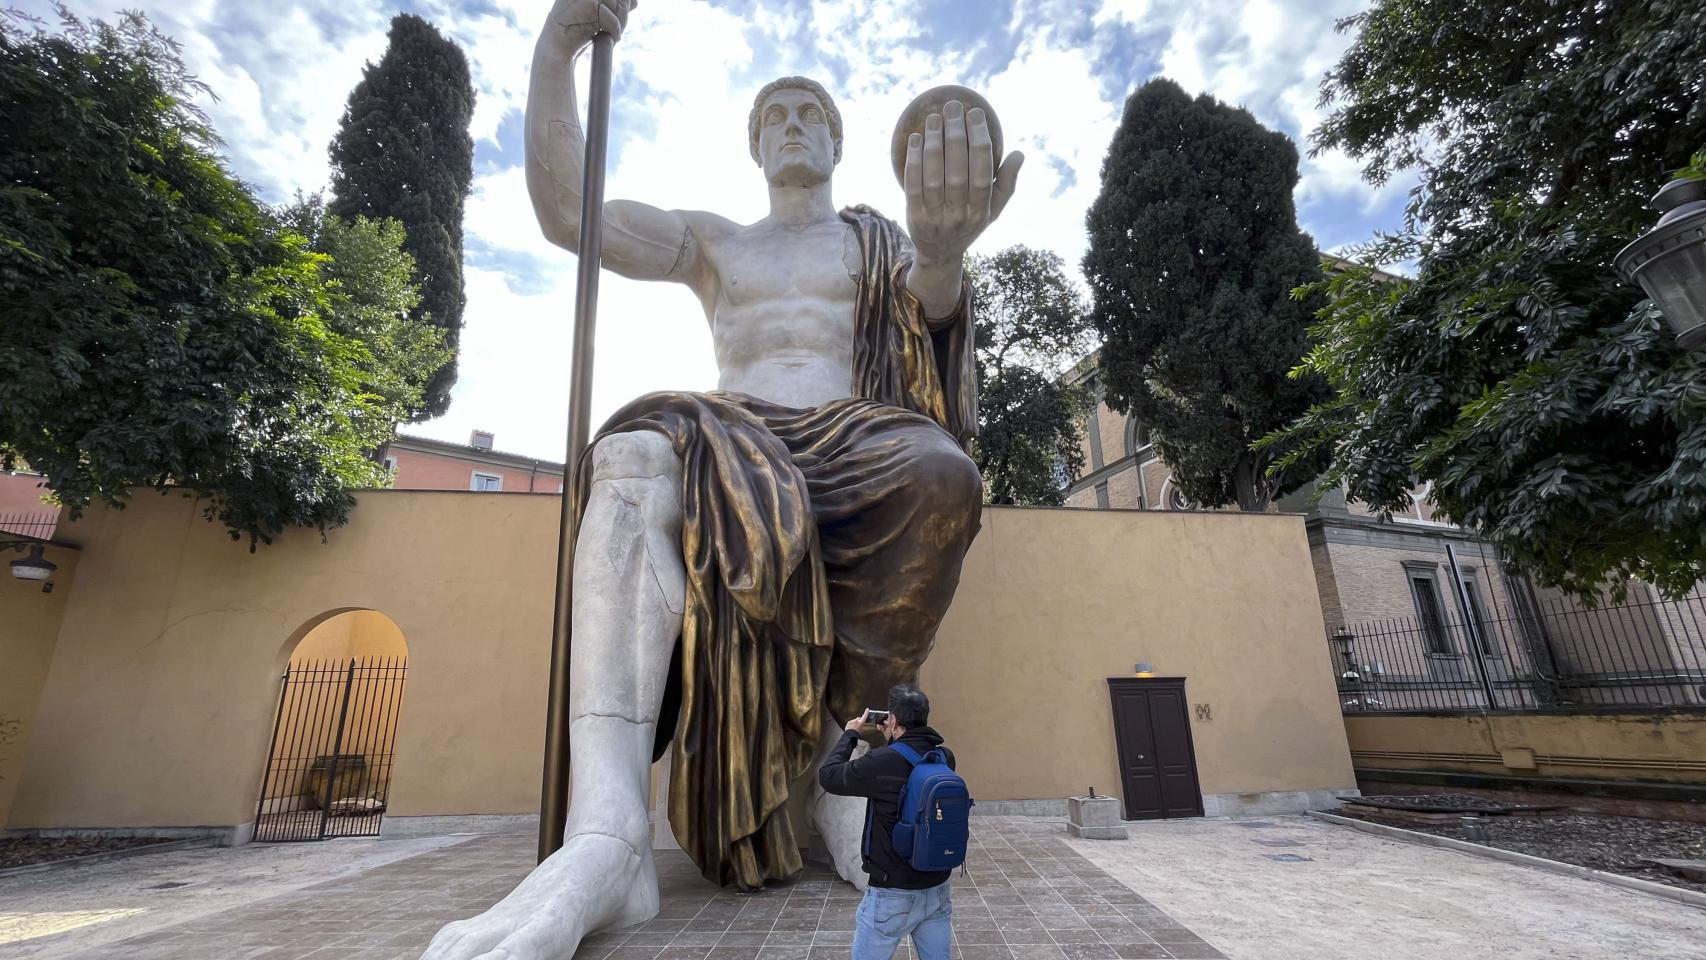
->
xmin=1160 ymin=477 xmax=1194 ymax=511
xmin=1125 ymin=419 xmax=1152 ymax=457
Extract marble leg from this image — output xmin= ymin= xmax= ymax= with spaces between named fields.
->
xmin=810 ymin=715 xmax=873 ymax=891
xmin=421 ymin=432 xmax=686 ymax=960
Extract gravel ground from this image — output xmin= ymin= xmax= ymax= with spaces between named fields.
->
xmin=0 ymin=837 xmax=170 ymax=870
xmin=1353 ymin=793 xmax=1557 ymax=812
xmin=1342 ymin=809 xmax=1706 ymax=893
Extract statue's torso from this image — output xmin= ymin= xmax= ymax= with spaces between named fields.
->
xmin=702 ymin=218 xmax=862 ymax=409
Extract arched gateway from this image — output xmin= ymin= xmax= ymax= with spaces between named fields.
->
xmin=252 ymin=609 xmax=409 ymax=841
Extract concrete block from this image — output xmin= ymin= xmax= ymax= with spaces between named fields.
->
xmin=1066 ymin=823 xmax=1128 ymax=840
xmin=1067 ymin=795 xmax=1126 ymax=839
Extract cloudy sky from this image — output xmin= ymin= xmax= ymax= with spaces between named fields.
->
xmin=24 ymin=0 xmax=1412 ymax=463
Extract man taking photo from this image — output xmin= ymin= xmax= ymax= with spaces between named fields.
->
xmin=818 ymin=684 xmax=959 ymax=960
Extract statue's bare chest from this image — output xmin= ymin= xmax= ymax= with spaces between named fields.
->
xmin=708 ymin=222 xmax=862 ymax=309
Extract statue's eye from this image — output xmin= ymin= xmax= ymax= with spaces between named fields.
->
xmin=766 ymin=106 xmax=785 ymax=125
xmin=803 ymin=106 xmax=822 ymax=124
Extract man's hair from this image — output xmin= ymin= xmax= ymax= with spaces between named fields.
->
xmin=747 ymin=75 xmax=844 ymax=167
xmin=887 ymin=684 xmax=930 ymax=730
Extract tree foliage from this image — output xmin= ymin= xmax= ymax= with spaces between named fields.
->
xmin=0 ymin=10 xmax=444 ymax=546
xmin=1085 ymin=78 xmax=1330 ymax=512
xmin=328 ymin=13 xmax=473 ymax=421
xmin=1265 ymin=0 xmax=1706 ymax=600
xmin=281 ymin=194 xmax=450 ymax=424
xmin=968 ymin=247 xmax=1095 ymax=506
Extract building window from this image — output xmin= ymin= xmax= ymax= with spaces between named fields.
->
xmin=382 ymin=456 xmax=397 ymax=472
xmin=1125 ymin=419 xmax=1152 ymax=457
xmin=1161 ymin=478 xmax=1193 ymax=511
xmin=471 ymin=472 xmax=502 ymax=491
xmin=1407 ymin=568 xmax=1453 ymax=655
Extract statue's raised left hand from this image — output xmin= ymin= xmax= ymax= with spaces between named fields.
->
xmin=904 ymin=100 xmax=1023 ymax=264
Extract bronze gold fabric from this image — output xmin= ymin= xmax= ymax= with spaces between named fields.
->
xmin=568 ymin=208 xmax=982 ymax=890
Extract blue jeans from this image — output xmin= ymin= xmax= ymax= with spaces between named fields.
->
xmin=852 ymin=881 xmax=953 ymax=960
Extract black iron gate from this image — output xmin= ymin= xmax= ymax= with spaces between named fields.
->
xmin=253 ymin=657 xmax=407 ymax=841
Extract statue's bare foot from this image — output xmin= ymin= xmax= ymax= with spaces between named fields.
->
xmin=420 ymin=833 xmax=658 ymax=960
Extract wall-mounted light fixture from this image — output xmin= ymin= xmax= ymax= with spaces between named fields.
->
xmin=1133 ymin=662 xmax=1156 ymax=678
xmin=5 ymin=541 xmax=57 ymax=582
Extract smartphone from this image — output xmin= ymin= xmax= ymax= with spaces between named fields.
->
xmin=862 ymin=709 xmax=891 ymax=725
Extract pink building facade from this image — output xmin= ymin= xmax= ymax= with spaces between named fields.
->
xmin=377 ymin=432 xmax=565 ymax=495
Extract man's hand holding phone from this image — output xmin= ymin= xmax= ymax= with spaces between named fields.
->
xmin=844 ymin=708 xmax=890 ymax=733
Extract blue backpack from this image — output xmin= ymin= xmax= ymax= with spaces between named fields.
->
xmin=866 ymin=742 xmax=973 ymax=872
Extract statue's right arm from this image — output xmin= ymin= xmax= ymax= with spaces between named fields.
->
xmin=526 ymin=4 xmax=716 ymax=295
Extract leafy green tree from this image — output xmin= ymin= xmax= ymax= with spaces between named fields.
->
xmin=1265 ymin=0 xmax=1706 ymax=599
xmin=328 ymin=13 xmax=474 ymax=420
xmin=0 ymin=10 xmax=440 ymax=546
xmin=1084 ymin=78 xmax=1330 ymax=512
xmin=968 ymin=247 xmax=1095 ymax=506
xmin=281 ymin=194 xmax=449 ymax=428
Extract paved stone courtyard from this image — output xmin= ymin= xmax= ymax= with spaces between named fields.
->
xmin=11 ymin=814 xmax=1706 ymax=959
xmin=10 ymin=818 xmax=1222 ymax=960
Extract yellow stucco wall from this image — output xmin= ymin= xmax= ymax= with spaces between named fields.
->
xmin=8 ymin=493 xmax=555 ymax=831
xmin=8 ymin=493 xmax=1353 ymax=833
xmin=291 ymin=610 xmax=408 ymax=663
xmin=926 ymin=507 xmax=1355 ymax=801
xmin=0 ymin=541 xmax=79 ymax=828
xmin=1344 ymin=712 xmax=1706 ymax=784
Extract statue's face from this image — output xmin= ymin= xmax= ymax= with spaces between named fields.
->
xmin=757 ymin=88 xmax=836 ymax=187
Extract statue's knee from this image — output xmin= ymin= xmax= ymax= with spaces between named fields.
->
xmin=920 ymin=445 xmax=984 ymax=511
xmin=590 ymin=431 xmax=679 ymax=483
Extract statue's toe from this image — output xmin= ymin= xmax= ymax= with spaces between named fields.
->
xmin=475 ymin=916 xmax=563 ymax=960
xmin=420 ymin=911 xmax=516 ymax=959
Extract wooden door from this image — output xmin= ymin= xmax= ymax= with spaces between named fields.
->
xmin=1107 ymin=678 xmax=1203 ymax=820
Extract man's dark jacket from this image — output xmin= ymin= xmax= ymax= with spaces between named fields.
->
xmin=818 ymin=725 xmax=955 ymax=889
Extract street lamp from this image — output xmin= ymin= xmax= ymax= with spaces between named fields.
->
xmin=1616 ymin=176 xmax=1706 ymax=350
xmin=1330 ymin=630 xmax=1358 ymax=678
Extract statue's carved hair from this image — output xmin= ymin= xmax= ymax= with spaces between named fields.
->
xmin=747 ymin=76 xmax=843 ymax=167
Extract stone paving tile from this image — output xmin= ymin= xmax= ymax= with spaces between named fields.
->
xmin=80 ymin=819 xmax=1220 ymax=960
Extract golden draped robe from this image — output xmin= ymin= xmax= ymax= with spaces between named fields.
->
xmin=569 ymin=206 xmax=982 ymax=889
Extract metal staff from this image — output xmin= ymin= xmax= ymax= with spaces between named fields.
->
xmin=540 ymin=29 xmax=615 ymax=863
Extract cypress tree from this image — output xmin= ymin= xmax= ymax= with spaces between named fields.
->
xmin=329 ymin=13 xmax=473 ymax=420
xmin=1084 ymin=78 xmax=1330 ymax=512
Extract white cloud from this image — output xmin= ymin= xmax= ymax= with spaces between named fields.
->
xmin=20 ymin=0 xmax=1413 ymax=461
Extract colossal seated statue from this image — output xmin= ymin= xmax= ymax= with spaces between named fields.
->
xmin=423 ymin=1 xmax=1022 ymax=956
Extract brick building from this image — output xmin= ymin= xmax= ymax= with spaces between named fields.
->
xmin=0 ymin=471 xmax=56 ymax=539
xmin=378 ymin=431 xmax=565 ymax=494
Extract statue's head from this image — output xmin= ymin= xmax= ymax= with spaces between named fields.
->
xmin=748 ymin=76 xmax=843 ymax=187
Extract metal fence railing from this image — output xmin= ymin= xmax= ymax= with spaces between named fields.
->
xmin=253 ymin=658 xmax=408 ymax=841
xmin=0 ymin=510 xmax=56 ymax=540
xmin=1329 ymin=592 xmax=1706 ymax=713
